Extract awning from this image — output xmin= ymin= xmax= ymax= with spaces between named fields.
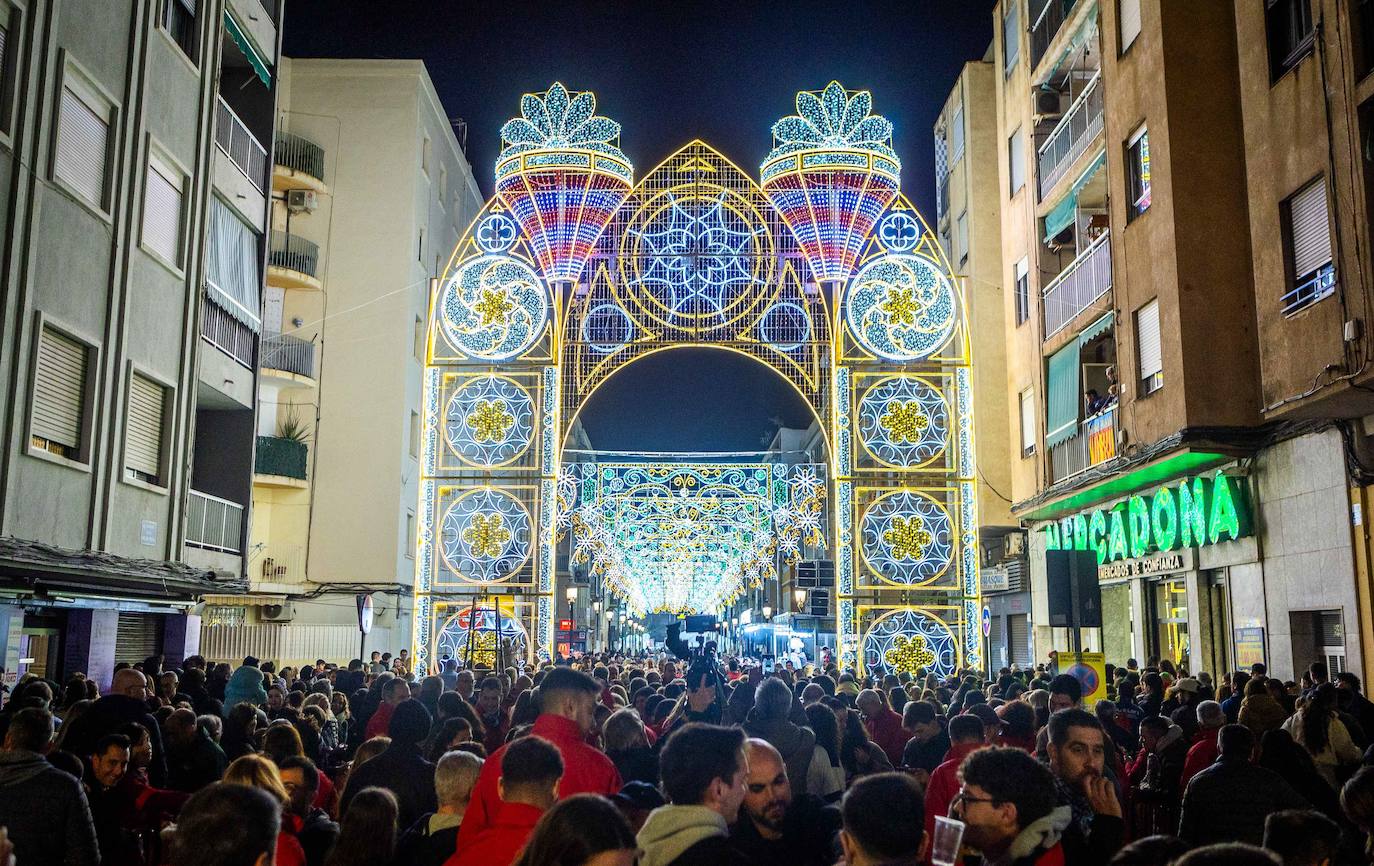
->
xmin=202 ymin=593 xmax=287 ymax=606
xmin=1045 ymin=340 xmax=1081 ymax=448
xmin=1079 ymin=311 xmax=1114 ymax=345
xmin=223 ymin=10 xmax=271 ymax=88
xmin=1043 ymin=149 xmax=1108 ymax=242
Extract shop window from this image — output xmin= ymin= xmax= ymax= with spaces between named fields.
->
xmin=1266 ymin=0 xmax=1315 ymax=82
xmin=1149 ymin=578 xmax=1190 ymax=672
xmin=1126 ymin=125 xmax=1151 ymax=221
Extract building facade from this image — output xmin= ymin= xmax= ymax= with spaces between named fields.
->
xmin=0 ymin=0 xmax=281 ymax=690
xmin=198 ymin=58 xmax=484 ymax=667
xmin=978 ymin=0 xmax=1374 ymax=680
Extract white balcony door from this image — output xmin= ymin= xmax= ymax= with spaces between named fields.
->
xmin=263 ymin=286 xmax=284 ymax=335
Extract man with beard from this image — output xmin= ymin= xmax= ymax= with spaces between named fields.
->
xmin=1045 ymin=709 xmax=1125 ymax=865
xmin=952 ymin=747 xmax=1069 ymax=866
xmin=474 ymin=677 xmax=510 ymax=753
xmin=728 ymin=739 xmax=840 ymax=865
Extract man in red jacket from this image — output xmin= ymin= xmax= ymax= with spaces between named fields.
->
xmin=365 ymin=678 xmax=411 ymax=741
xmin=1179 ymin=701 xmax=1225 ymax=790
xmin=449 ymin=736 xmax=562 ymax=866
xmin=856 ymin=689 xmax=908 ymax=768
xmin=458 ymin=667 xmax=621 ymax=847
xmin=924 ymin=713 xmax=987 ymax=862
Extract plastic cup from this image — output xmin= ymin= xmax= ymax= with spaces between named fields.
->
xmin=931 ymin=814 xmax=966 ymax=866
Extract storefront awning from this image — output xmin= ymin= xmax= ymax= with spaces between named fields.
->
xmin=1045 ymin=340 xmax=1081 ymax=449
xmin=1043 ymin=150 xmax=1108 ymax=242
xmin=202 ymin=594 xmax=287 ymax=607
xmin=223 ymin=10 xmax=271 ymax=88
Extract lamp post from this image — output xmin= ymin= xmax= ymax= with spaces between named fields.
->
xmin=565 ymin=586 xmax=577 ymax=620
xmin=618 ymin=612 xmax=627 ymax=654
xmin=793 ymin=588 xmax=807 ymax=612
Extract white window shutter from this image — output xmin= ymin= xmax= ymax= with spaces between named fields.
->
xmin=55 ymin=84 xmax=110 ymax=207
xmin=143 ymin=157 xmax=183 ymax=264
xmin=126 ymin=374 xmax=165 ymax=479
xmin=1010 ymin=127 xmax=1025 ymax=194
xmin=1137 ymin=299 xmax=1162 ymax=379
xmin=33 ymin=327 xmax=87 ymax=450
xmin=1120 ymin=0 xmax=1142 ymax=51
xmin=1020 ymin=389 xmax=1035 ymax=452
xmin=1290 ymin=178 xmax=1333 ymax=279
xmin=950 ymin=106 xmax=965 ymax=164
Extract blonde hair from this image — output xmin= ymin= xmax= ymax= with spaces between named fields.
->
xmin=354 ymin=736 xmax=391 ymax=768
xmin=602 ymin=708 xmax=647 ymax=752
xmin=224 ymin=754 xmax=287 ymax=803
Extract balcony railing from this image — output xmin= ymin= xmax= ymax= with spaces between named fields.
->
xmin=1031 ymin=0 xmax=1084 ymax=71
xmin=1042 ymin=230 xmax=1112 ymax=338
xmin=261 ymin=333 xmax=315 ymax=379
xmin=256 ymin=435 xmax=308 ymax=480
xmin=257 ymin=543 xmax=306 ymax=584
xmin=215 ymin=97 xmax=268 ymax=188
xmin=269 ymin=231 xmax=319 ymax=279
xmin=186 ymin=490 xmax=244 ymax=553
xmin=201 ymin=294 xmax=256 ymax=368
xmin=1038 ymin=73 xmax=1103 ymax=199
xmin=1050 ymin=404 xmax=1117 ymax=483
xmin=275 ymin=132 xmax=326 ymax=183
xmin=1281 ymin=262 xmax=1337 ymax=316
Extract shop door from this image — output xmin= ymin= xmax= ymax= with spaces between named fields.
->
xmin=1149 ymin=577 xmax=1190 ymax=672
xmin=1009 ymin=614 xmax=1031 ymax=666
xmin=989 ymin=614 xmax=1006 ymax=670
xmin=1203 ymin=570 xmax=1232 ymax=679
xmin=115 ymin=613 xmax=163 ymax=665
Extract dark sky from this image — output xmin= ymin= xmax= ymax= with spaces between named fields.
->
xmin=284 ymin=1 xmax=994 ymax=451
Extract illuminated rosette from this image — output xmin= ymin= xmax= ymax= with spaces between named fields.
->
xmin=760 ymin=81 xmax=901 ymax=282
xmin=494 ymin=82 xmax=633 ymax=283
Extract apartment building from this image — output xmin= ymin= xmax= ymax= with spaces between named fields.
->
xmin=976 ymin=0 xmax=1370 ymax=680
xmin=0 ymin=0 xmax=280 ymax=689
xmin=198 ymin=58 xmax=484 ymax=666
xmin=934 ymin=50 xmax=1022 ymax=671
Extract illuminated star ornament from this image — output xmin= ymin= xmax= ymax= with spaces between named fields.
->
xmin=884 ymin=634 xmax=936 ymax=675
xmin=473 ymin=287 xmax=514 ymax=327
xmin=880 ymin=286 xmax=920 ymax=327
xmin=466 ymin=399 xmax=515 ymax=443
xmin=885 ymin=515 xmax=933 ymax=561
xmin=463 ymin=513 xmax=512 ymax=558
xmin=880 ymin=400 xmax=930 ymax=444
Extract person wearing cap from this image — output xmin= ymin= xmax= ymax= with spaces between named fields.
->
xmin=1180 ymin=701 xmax=1226 ymax=790
xmin=612 ymin=780 xmax=665 ymax=834
xmin=1162 ymin=677 xmax=1202 ymax=719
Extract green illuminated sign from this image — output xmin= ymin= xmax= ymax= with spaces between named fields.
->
xmin=1044 ymin=471 xmax=1252 ymax=565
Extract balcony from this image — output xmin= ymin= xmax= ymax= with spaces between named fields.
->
xmin=185 ymin=490 xmax=245 ymax=553
xmin=1050 ymin=404 xmax=1118 ymax=483
xmin=273 ymin=132 xmax=328 ymax=193
xmin=1031 ymin=0 xmax=1084 ymax=73
xmin=1038 ymin=73 xmax=1103 ymax=200
xmin=260 ymin=333 xmax=316 ymax=385
xmin=215 ymin=98 xmax=268 ymax=189
xmin=201 ymin=293 xmax=256 ymax=369
xmin=256 ymin=543 xmax=306 ymax=585
xmin=255 ymin=435 xmax=308 ymax=487
xmin=267 ymin=231 xmax=322 ymax=291
xmin=1042 ymin=230 xmax=1112 ymax=338
xmin=1281 ymin=262 xmax=1337 ymax=316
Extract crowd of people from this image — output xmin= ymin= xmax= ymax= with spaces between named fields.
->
xmin=3 ymin=642 xmax=1374 ymax=866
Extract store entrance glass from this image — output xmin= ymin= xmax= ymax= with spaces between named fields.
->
xmin=1202 ymin=570 xmax=1232 ymax=679
xmin=1150 ymin=577 xmax=1190 ymax=672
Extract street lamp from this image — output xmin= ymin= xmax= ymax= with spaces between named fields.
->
xmin=762 ymin=605 xmax=773 ymax=620
xmin=593 ymin=599 xmax=601 ymax=614
xmin=565 ymin=587 xmax=577 ymax=619
xmin=793 ymin=588 xmax=807 ymax=611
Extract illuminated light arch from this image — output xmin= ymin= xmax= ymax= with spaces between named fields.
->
xmin=415 ymin=81 xmax=982 ymax=674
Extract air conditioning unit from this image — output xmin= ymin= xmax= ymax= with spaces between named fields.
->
xmin=259 ymin=603 xmax=295 ymax=622
xmin=1005 ymin=531 xmax=1027 ymax=557
xmin=286 ymin=189 xmax=318 ymax=214
xmin=1034 ymin=90 xmax=1064 ymax=122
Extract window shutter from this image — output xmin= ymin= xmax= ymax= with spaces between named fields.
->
xmin=206 ymin=198 xmax=262 ymax=330
xmin=1120 ymin=0 xmax=1142 ymax=50
xmin=143 ymin=157 xmax=183 ymax=264
xmin=1020 ymin=388 xmax=1035 ymax=452
xmin=126 ymin=373 xmax=165 ymax=479
xmin=1046 ymin=342 xmax=1081 ymax=448
xmin=1290 ymin=178 xmax=1333 ymax=279
xmin=1003 ymin=3 xmax=1020 ymax=71
xmin=950 ymin=106 xmax=965 ymax=164
xmin=177 ymin=0 xmax=198 ymax=14
xmin=957 ymin=211 xmax=969 ymax=261
xmin=1009 ymin=614 xmax=1031 ymax=666
xmin=1137 ymin=299 xmax=1163 ymax=379
xmin=33 ymin=327 xmax=87 ymax=450
xmin=0 ymin=21 xmax=8 ymax=80
xmin=1009 ymin=127 xmax=1025 ymax=194
xmin=55 ymin=84 xmax=110 ymax=207
xmin=115 ymin=613 xmax=163 ymax=664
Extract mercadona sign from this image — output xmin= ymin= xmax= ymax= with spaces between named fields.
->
xmin=1043 ymin=471 xmax=1252 ymax=565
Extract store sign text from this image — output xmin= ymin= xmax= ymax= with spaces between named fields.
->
xmin=1044 ymin=472 xmax=1252 ymax=565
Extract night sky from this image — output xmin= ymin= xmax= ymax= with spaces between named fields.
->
xmin=284 ymin=1 xmax=995 ymax=451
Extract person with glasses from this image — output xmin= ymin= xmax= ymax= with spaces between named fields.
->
xmin=952 ymin=746 xmax=1070 ymax=866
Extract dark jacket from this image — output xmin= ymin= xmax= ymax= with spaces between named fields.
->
xmin=728 ymin=793 xmax=840 ymax=866
xmin=902 ymin=728 xmax=951 ymax=773
xmin=665 ymin=834 xmax=749 ymax=866
xmin=0 ymin=750 xmax=99 ymax=866
xmin=60 ymin=694 xmax=168 ymax=785
xmin=167 ymin=729 xmax=227 ymax=792
xmin=397 ymin=812 xmax=460 ymax=866
xmin=1055 ymin=778 xmax=1125 ymax=866
xmin=608 ymin=745 xmax=660 ymax=786
xmin=295 ymin=806 xmax=340 ymax=866
xmin=339 ymin=741 xmax=437 ymax=830
xmin=1178 ymin=757 xmax=1310 ymax=847
xmin=742 ymin=714 xmax=816 ymax=796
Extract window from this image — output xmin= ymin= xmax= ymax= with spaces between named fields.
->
xmin=0 ymin=10 xmax=10 ymax=134
xmin=1014 ymin=257 xmax=1030 ymax=325
xmin=1119 ymin=0 xmax=1141 ymax=52
xmin=143 ymin=151 xmax=184 ymax=267
xmin=417 ymin=228 xmax=424 ymax=262
xmin=55 ymin=74 xmax=113 ymax=210
xmin=1003 ymin=1 xmax=1020 ymax=74
xmin=405 ymin=513 xmax=415 ymax=558
xmin=206 ymin=198 xmax=262 ymax=330
xmin=125 ymin=372 xmax=166 ymax=485
xmin=161 ymin=0 xmax=198 ymax=63
xmin=1136 ymin=298 xmax=1163 ymax=395
xmin=1019 ymin=388 xmax=1036 ymax=456
xmin=439 ymin=165 xmax=448 ymax=200
xmin=1008 ymin=126 xmax=1025 ymax=196
xmin=409 ymin=410 xmax=420 ymax=459
xmin=31 ymin=325 xmax=90 ymax=461
xmin=1126 ymin=125 xmax=1151 ymax=221
xmin=950 ymin=105 xmax=965 ymax=165
xmin=421 ymin=135 xmax=431 ymax=176
xmin=1266 ymin=0 xmax=1315 ymax=81
xmin=1282 ymin=176 xmax=1336 ymax=314
xmin=413 ymin=315 xmax=425 ymax=361
xmin=957 ymin=210 xmax=969 ymax=264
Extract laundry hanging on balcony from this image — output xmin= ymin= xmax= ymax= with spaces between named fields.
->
xmin=1043 ymin=149 xmax=1107 ymax=242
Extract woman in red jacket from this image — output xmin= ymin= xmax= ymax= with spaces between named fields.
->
xmin=223 ymin=754 xmax=307 ymax=866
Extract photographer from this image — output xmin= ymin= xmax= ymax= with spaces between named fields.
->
xmin=661 ymin=623 xmax=728 ymax=735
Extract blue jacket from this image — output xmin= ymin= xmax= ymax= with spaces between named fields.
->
xmin=223 ymin=665 xmax=268 ymax=710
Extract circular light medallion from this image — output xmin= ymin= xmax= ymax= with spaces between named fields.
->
xmin=860 ymin=490 xmax=954 ymax=587
xmin=758 ymin=302 xmax=812 ymax=353
xmin=475 ymin=212 xmax=520 ymax=253
xmin=444 ymin=375 xmax=535 ymax=468
xmin=439 ymin=488 xmax=532 ymax=583
xmin=857 ymin=376 xmax=949 ymax=467
xmin=877 ymin=210 xmax=921 ymax=253
xmin=862 ymin=608 xmax=958 ymax=678
xmin=439 ymin=254 xmax=549 ymax=361
xmin=845 ymin=253 xmax=957 ymax=361
xmin=581 ymin=303 xmax=635 ymax=354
